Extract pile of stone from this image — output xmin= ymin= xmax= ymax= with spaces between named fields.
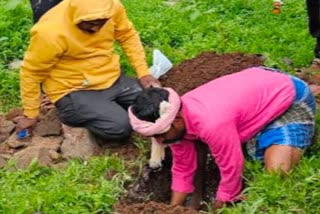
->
xmin=0 ymin=108 xmax=102 ymax=169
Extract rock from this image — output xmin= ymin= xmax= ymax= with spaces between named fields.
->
xmin=5 ymin=108 xmax=23 ymax=121
xmin=0 ymin=118 xmax=15 ymax=143
xmin=0 ymin=133 xmax=9 ymax=144
xmin=8 ymin=59 xmax=22 ymax=70
xmin=0 ymin=155 xmax=6 ymax=168
xmin=5 ymin=133 xmax=30 ymax=149
xmin=61 ymin=126 xmax=100 ymax=160
xmin=0 ymin=118 xmax=15 ymax=133
xmin=0 ymin=154 xmax=11 ymax=160
xmin=33 ymin=108 xmax=62 ymax=137
xmin=30 ymin=136 xmax=63 ymax=151
xmin=0 ymin=143 xmax=15 ymax=156
xmin=12 ymin=147 xmax=53 ymax=169
xmin=48 ymin=150 xmax=61 ymax=161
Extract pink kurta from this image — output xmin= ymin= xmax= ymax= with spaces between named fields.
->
xmin=169 ymin=67 xmax=295 ymax=202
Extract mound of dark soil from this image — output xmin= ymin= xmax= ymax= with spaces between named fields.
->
xmin=160 ymin=52 xmax=264 ymax=95
xmin=114 ymin=201 xmax=199 ymax=214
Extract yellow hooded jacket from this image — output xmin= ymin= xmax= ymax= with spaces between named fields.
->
xmin=20 ymin=0 xmax=150 ymax=118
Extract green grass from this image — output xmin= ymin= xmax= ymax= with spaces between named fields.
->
xmin=0 ymin=0 xmax=31 ymax=112
xmin=124 ymin=0 xmax=313 ymax=69
xmin=0 ymin=67 xmax=20 ymax=112
xmin=219 ymin=156 xmax=320 ymax=214
xmin=0 ymin=0 xmax=31 ymax=64
xmin=0 ymin=157 xmax=130 ymax=214
xmin=0 ymin=0 xmax=320 ymax=213
xmin=220 ymin=116 xmax=320 ymax=214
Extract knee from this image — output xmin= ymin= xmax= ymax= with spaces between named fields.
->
xmin=264 ymin=145 xmax=302 ymax=175
xmin=112 ymin=119 xmax=132 ymax=140
xmin=91 ymin=117 xmax=132 ymax=141
xmin=56 ymin=108 xmax=79 ymax=127
xmin=55 ymin=95 xmax=81 ymax=127
xmin=265 ymin=162 xmax=291 ymax=175
xmin=56 ymin=106 xmax=81 ymax=127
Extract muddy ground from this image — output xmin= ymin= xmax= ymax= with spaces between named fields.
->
xmin=114 ymin=201 xmax=199 ymax=214
xmin=160 ymin=52 xmax=264 ymax=95
xmin=113 ymin=52 xmax=265 ymax=213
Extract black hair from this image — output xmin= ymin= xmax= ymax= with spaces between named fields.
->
xmin=131 ymin=88 xmax=169 ymax=122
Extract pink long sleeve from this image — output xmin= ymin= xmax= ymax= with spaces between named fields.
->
xmin=202 ymin=122 xmax=244 ymax=202
xmin=169 ymin=139 xmax=197 ymax=193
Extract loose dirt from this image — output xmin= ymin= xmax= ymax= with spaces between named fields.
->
xmin=114 ymin=201 xmax=199 ymax=214
xmin=160 ymin=52 xmax=264 ymax=95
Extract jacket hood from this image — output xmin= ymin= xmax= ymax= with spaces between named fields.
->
xmin=69 ymin=0 xmax=115 ymax=24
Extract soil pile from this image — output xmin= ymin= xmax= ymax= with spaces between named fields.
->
xmin=114 ymin=201 xmax=199 ymax=214
xmin=160 ymin=52 xmax=264 ymax=95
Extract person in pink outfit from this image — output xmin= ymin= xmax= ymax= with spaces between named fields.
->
xmin=128 ymin=67 xmax=316 ymax=212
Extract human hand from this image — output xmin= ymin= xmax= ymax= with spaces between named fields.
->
xmin=41 ymin=94 xmax=54 ymax=111
xmin=15 ymin=115 xmax=38 ymax=134
xmin=171 ymin=191 xmax=189 ymax=206
xmin=139 ymin=75 xmax=161 ymax=88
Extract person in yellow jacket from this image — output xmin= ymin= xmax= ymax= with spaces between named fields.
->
xmin=16 ymin=0 xmax=160 ymax=143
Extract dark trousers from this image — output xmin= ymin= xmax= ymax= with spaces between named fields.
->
xmin=29 ymin=0 xmax=62 ymax=23
xmin=306 ymin=0 xmax=320 ymax=58
xmin=55 ymin=74 xmax=143 ymax=141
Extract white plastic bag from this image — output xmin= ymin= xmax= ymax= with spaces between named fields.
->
xmin=150 ymin=49 xmax=173 ymax=79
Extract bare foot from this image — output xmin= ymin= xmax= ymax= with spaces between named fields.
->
xmin=309 ymin=84 xmax=320 ymax=96
xmin=304 ymin=58 xmax=320 ymax=72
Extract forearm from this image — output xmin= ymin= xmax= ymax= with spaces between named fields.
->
xmin=19 ymin=28 xmax=62 ymax=118
xmin=170 ymin=191 xmax=188 ymax=206
xmin=20 ymin=69 xmax=44 ymax=118
xmin=119 ymin=32 xmax=149 ymax=78
xmin=170 ymin=140 xmax=198 ymax=194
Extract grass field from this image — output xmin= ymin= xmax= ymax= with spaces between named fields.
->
xmin=0 ymin=0 xmax=319 ymax=213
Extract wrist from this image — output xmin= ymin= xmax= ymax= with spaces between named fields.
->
xmin=23 ymin=115 xmax=38 ymax=120
xmin=137 ymin=69 xmax=151 ymax=79
xmin=23 ymin=109 xmax=39 ymax=119
xmin=170 ymin=191 xmax=189 ymax=206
